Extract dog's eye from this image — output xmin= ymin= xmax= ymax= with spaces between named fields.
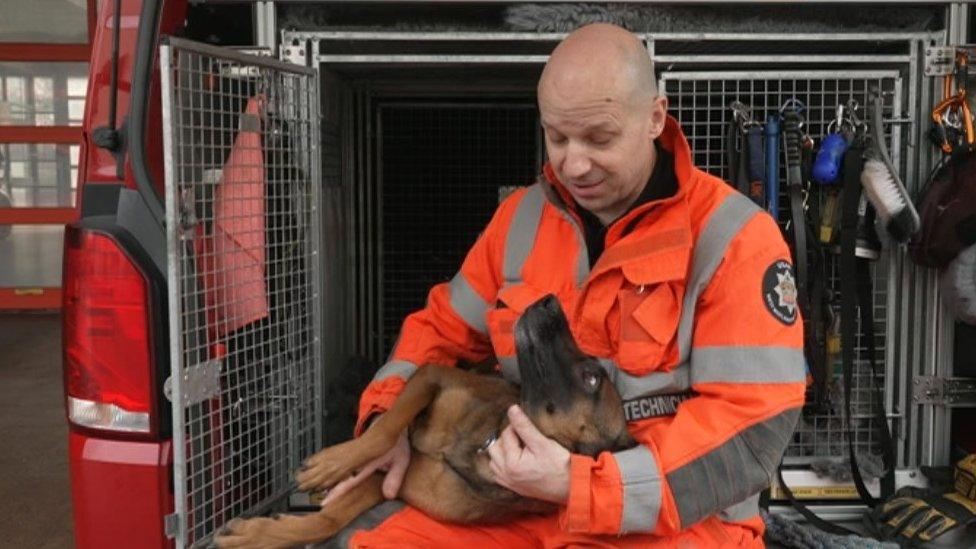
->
xmin=584 ymin=372 xmax=600 ymax=390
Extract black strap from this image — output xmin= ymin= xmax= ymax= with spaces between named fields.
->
xmin=857 ymin=242 xmax=897 ymax=501
xmin=775 ymin=142 xmax=896 ymax=540
xmin=728 ymin=117 xmax=750 ymax=195
xmin=782 ymin=109 xmax=809 ymax=318
xmin=776 ymin=467 xmax=860 ymax=536
xmin=839 ymin=143 xmax=878 ymax=505
xmin=840 ymin=143 xmax=897 ymax=507
xmin=746 ymin=125 xmax=766 ymax=206
xmin=806 ymin=219 xmax=829 ymax=409
xmin=801 ymin=140 xmax=829 ymax=410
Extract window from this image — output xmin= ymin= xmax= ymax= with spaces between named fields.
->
xmin=0 ymin=63 xmax=89 ymax=126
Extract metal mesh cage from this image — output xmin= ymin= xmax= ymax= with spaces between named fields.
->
xmin=662 ymin=71 xmax=900 ymax=460
xmin=377 ymin=101 xmax=540 ymax=359
xmin=161 ymin=38 xmax=321 ymax=548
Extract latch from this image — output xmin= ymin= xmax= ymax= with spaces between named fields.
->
xmin=164 ymin=359 xmax=222 ymax=407
xmin=912 ymin=376 xmax=976 ymax=407
xmin=164 ymin=513 xmax=180 ymax=539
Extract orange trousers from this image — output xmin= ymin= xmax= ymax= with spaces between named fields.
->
xmin=349 ymin=506 xmax=765 ymax=548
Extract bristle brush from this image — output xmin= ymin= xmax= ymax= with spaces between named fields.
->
xmin=860 ymin=88 xmax=920 ymax=243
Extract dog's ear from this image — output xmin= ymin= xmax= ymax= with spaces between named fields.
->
xmin=515 ymin=295 xmax=588 ymax=411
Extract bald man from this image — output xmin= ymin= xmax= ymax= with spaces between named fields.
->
xmin=338 ymin=23 xmax=806 ymax=547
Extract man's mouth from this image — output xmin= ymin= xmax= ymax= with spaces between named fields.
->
xmin=570 ymin=179 xmax=605 ymax=198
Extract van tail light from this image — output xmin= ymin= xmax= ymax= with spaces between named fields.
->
xmin=63 ymin=226 xmax=158 ymax=436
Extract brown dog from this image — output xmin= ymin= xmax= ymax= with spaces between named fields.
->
xmin=215 ymin=295 xmax=633 ymax=548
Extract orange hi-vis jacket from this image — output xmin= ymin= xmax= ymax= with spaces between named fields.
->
xmin=355 ymin=115 xmax=806 ymax=540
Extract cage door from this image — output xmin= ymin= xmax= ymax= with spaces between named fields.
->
xmin=160 ymin=37 xmax=323 ymax=549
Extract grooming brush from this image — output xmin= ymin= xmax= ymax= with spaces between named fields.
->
xmin=860 ymin=88 xmax=920 ymax=243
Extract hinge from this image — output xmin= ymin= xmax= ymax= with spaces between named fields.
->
xmin=924 ymin=46 xmax=956 ymax=77
xmin=164 ymin=513 xmax=180 ymax=539
xmin=164 ymin=359 xmax=222 ymax=407
xmin=912 ymin=376 xmax=976 ymax=407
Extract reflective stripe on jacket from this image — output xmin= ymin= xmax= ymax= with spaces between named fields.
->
xmin=356 ymin=115 xmax=805 ymax=538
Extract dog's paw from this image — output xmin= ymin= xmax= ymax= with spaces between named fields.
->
xmin=212 ymin=516 xmax=282 ymax=549
xmin=295 ymin=442 xmax=359 ymax=492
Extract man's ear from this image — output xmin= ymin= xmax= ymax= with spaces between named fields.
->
xmin=648 ymin=95 xmax=669 ymax=140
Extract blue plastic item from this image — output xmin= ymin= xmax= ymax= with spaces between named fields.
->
xmin=812 ymin=132 xmax=850 ymax=185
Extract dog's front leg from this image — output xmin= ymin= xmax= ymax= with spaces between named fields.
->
xmin=215 ymin=474 xmax=384 ymax=549
xmin=297 ymin=365 xmax=455 ymax=492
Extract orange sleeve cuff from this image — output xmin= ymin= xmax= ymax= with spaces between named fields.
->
xmin=558 ymin=452 xmax=626 ymax=534
xmin=560 ymin=454 xmax=596 ymax=532
xmin=354 ymin=377 xmax=407 ymax=437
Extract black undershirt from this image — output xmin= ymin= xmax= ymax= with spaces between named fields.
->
xmin=576 ymin=144 xmax=678 ymax=268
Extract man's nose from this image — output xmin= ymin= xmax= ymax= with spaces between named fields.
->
xmin=562 ymin=142 xmax=592 ymax=180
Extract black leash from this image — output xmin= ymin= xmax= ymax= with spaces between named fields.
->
xmin=728 ymin=103 xmax=767 ymax=207
xmin=782 ymin=106 xmax=810 ymax=320
xmin=839 ymin=140 xmax=896 ymax=508
xmin=728 ymin=113 xmax=751 ymax=195
xmin=774 ymin=136 xmax=896 ymax=539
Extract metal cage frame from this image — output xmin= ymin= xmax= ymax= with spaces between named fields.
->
xmin=161 ymin=37 xmax=322 ymax=548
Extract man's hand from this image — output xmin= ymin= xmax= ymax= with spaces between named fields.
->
xmin=321 ymin=428 xmax=410 ymax=507
xmin=487 ymin=405 xmax=571 ymax=504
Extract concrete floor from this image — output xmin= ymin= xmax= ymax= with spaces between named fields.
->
xmin=0 ymin=312 xmax=73 ymax=548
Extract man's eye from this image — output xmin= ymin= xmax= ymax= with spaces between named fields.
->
xmin=589 ymin=134 xmax=613 ymax=145
xmin=549 ymin=134 xmax=567 ymax=144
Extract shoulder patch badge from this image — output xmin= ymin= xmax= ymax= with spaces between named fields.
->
xmin=762 ymin=260 xmax=797 ymax=325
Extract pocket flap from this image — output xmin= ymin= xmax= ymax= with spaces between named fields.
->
xmin=620 ymin=245 xmax=690 ymax=286
xmin=627 ymin=283 xmax=679 ymax=344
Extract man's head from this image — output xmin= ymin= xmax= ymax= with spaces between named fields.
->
xmin=538 ymin=23 xmax=668 ymax=225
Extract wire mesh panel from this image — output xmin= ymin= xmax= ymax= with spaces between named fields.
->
xmin=662 ymin=71 xmax=901 ymax=462
xmin=160 ymin=38 xmax=321 ymax=548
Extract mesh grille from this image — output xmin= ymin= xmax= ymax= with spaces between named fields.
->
xmin=161 ymin=40 xmax=321 ymax=548
xmin=663 ymin=71 xmax=899 ymax=459
xmin=378 ymin=102 xmax=539 ymax=358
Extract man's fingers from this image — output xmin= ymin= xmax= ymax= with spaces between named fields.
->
xmin=499 ymin=424 xmax=521 ymax=457
xmin=382 ymin=453 xmax=408 ymax=499
xmin=486 ymin=432 xmax=504 ymax=464
xmin=487 ymin=459 xmax=511 ymax=489
xmin=321 ymin=458 xmax=382 ymax=507
xmin=321 ymin=472 xmax=358 ymax=507
xmin=507 ymin=405 xmax=548 ymax=449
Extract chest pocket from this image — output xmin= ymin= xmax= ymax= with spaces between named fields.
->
xmin=485 ymin=283 xmax=551 ymax=364
xmin=615 ymin=262 xmax=685 ymax=376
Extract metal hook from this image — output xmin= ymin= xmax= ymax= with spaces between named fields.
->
xmin=780 ymin=98 xmax=806 ymax=115
xmin=730 ymin=100 xmax=759 ymax=129
xmin=826 ymin=104 xmax=847 ymax=134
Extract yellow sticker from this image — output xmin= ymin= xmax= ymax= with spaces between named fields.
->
xmin=771 ymin=485 xmax=861 ymax=500
xmin=13 ymin=288 xmax=44 ymax=296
